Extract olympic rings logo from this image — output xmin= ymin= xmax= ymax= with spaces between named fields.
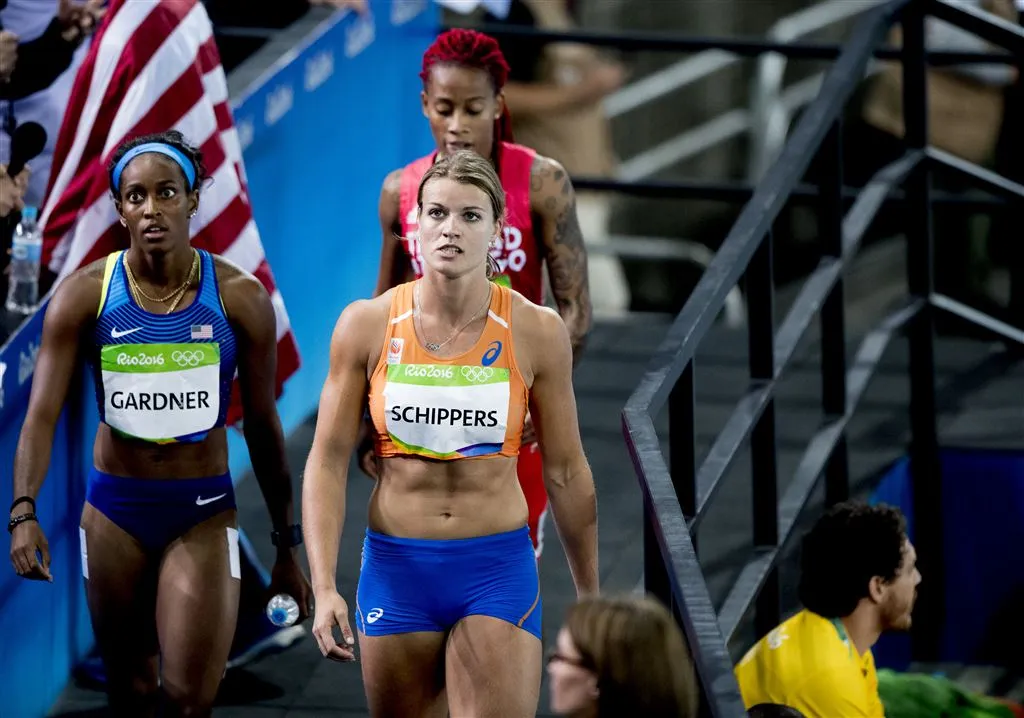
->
xmin=171 ymin=349 xmax=205 ymax=367
xmin=461 ymin=366 xmax=494 ymax=383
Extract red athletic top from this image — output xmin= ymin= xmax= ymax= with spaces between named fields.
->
xmin=398 ymin=142 xmax=544 ymax=304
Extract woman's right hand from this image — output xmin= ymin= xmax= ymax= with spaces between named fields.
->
xmin=312 ymin=589 xmax=357 ymax=662
xmin=9 ymin=519 xmax=52 ymax=582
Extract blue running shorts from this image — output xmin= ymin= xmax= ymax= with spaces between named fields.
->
xmin=355 ymin=526 xmax=541 ymax=640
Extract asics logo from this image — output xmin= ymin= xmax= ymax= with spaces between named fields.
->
xmin=195 ymin=493 xmax=226 ymax=506
xmin=366 ymin=608 xmax=384 ymax=624
xmin=111 ymin=327 xmax=142 ymax=339
xmin=172 ymin=349 xmax=205 ymax=367
xmin=481 ymin=340 xmax=502 ymax=367
xmin=461 ymin=366 xmax=493 ymax=383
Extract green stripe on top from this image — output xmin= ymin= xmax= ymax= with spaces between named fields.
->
xmin=388 ymin=363 xmax=509 ymax=387
xmin=388 ymin=433 xmax=460 ymax=459
xmin=101 ymin=343 xmax=221 ymax=374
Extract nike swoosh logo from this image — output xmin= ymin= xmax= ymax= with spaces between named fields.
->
xmin=111 ymin=327 xmax=142 ymax=339
xmin=195 ymin=493 xmax=227 ymax=506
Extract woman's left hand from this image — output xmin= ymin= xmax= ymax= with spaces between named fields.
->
xmin=268 ymin=553 xmax=314 ymax=622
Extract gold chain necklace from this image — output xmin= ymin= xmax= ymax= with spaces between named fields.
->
xmin=414 ymin=281 xmax=492 ymax=353
xmin=124 ymin=249 xmax=198 ymax=315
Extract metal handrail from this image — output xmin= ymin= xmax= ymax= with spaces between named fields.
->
xmin=620 ymin=2 xmax=907 ymax=712
xmin=621 ymin=0 xmax=1024 ymax=713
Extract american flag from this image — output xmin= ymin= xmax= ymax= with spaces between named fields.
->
xmin=39 ymin=0 xmax=300 ymax=426
xmin=191 ymin=324 xmax=214 ymax=340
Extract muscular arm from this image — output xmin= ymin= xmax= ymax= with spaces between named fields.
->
xmin=12 ymin=269 xmax=98 ymax=507
xmin=373 ymin=169 xmax=410 ymax=298
xmin=221 ymin=263 xmax=296 ymax=542
xmin=302 ymin=300 xmax=379 ymax=594
xmin=525 ymin=305 xmax=598 ymax=595
xmin=532 ymin=156 xmax=592 ymax=364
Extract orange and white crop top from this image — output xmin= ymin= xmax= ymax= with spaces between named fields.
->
xmin=368 ymin=280 xmax=529 ymax=460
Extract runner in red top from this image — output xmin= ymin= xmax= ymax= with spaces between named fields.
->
xmin=366 ymin=28 xmax=593 ymax=559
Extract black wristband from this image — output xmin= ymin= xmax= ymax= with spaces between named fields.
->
xmin=7 ymin=512 xmax=37 ymax=534
xmin=10 ymin=496 xmax=35 ymax=515
xmin=271 ymin=524 xmax=303 ymax=548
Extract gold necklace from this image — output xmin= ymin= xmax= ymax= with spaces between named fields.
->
xmin=124 ymin=249 xmax=198 ymax=314
xmin=414 ymin=281 xmax=492 ymax=353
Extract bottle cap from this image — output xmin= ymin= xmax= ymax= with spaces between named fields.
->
xmin=21 ymin=206 xmax=38 ymax=222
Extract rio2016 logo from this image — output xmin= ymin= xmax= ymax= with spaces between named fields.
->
xmin=481 ymin=341 xmax=502 ymax=367
xmin=117 ymin=352 xmax=165 ymax=367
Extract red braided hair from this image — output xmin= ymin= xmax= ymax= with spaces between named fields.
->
xmin=420 ymin=28 xmax=514 ymax=147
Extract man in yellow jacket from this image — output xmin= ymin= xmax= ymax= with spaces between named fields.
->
xmin=735 ymin=502 xmax=922 ymax=717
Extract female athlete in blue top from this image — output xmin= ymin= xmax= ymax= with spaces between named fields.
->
xmin=8 ymin=130 xmax=311 ymax=718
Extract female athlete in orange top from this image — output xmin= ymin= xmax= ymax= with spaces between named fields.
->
xmin=366 ymin=29 xmax=594 ymax=560
xmin=302 ymin=150 xmax=598 ymax=718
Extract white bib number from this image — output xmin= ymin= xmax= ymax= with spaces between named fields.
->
xmin=100 ymin=343 xmax=221 ymax=442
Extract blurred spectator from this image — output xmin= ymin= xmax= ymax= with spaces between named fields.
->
xmin=0 ymin=0 xmax=101 ymax=100
xmin=0 ymin=0 xmax=103 ymax=207
xmin=734 ymin=502 xmax=920 ymax=716
xmin=856 ymin=0 xmax=1017 ymax=312
xmin=447 ymin=0 xmax=631 ymax=313
xmin=863 ymin=0 xmax=1016 ymax=167
xmin=0 ymin=161 xmax=29 ymax=331
xmin=547 ymin=594 xmax=699 ymax=717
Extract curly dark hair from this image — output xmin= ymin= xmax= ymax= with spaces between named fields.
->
xmin=798 ymin=501 xmax=908 ymax=619
xmin=107 ymin=130 xmax=209 ymax=198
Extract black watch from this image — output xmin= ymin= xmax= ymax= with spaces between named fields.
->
xmin=271 ymin=524 xmax=303 ymax=548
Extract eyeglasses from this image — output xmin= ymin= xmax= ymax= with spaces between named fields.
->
xmin=545 ymin=647 xmax=589 ymax=669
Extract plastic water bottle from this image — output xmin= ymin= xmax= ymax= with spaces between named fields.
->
xmin=266 ymin=593 xmax=300 ymax=627
xmin=5 ymin=206 xmax=42 ymax=316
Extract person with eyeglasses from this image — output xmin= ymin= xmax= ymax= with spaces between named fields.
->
xmin=546 ymin=594 xmax=699 ymax=717
xmin=8 ymin=130 xmax=310 ymax=717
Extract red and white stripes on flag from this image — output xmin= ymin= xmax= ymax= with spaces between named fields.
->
xmin=40 ymin=0 xmax=300 ymax=425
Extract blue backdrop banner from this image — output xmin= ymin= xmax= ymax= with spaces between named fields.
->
xmin=872 ymin=447 xmax=1024 ymax=673
xmin=0 ymin=1 xmax=439 ymax=714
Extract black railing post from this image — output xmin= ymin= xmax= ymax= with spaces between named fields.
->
xmin=643 ymin=501 xmax=671 ymax=608
xmin=747 ymin=229 xmax=781 ymax=638
xmin=670 ymin=363 xmax=698 ymax=522
xmin=903 ymin=0 xmax=944 ymax=661
xmin=668 ymin=362 xmax=698 ymax=619
xmin=818 ymin=119 xmax=851 ymax=506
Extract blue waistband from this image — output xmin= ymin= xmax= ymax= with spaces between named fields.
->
xmin=365 ymin=526 xmax=530 ymax=555
xmin=85 ymin=468 xmax=235 ymax=551
xmin=87 ymin=467 xmax=232 ymax=496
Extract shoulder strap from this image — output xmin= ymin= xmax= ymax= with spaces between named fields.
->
xmin=97 ymin=251 xmax=123 ymax=318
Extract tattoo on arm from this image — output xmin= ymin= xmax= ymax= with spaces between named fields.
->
xmin=534 ymin=158 xmax=592 ymax=362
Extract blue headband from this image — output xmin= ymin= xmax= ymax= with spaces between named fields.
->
xmin=111 ymin=142 xmax=197 ymax=192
